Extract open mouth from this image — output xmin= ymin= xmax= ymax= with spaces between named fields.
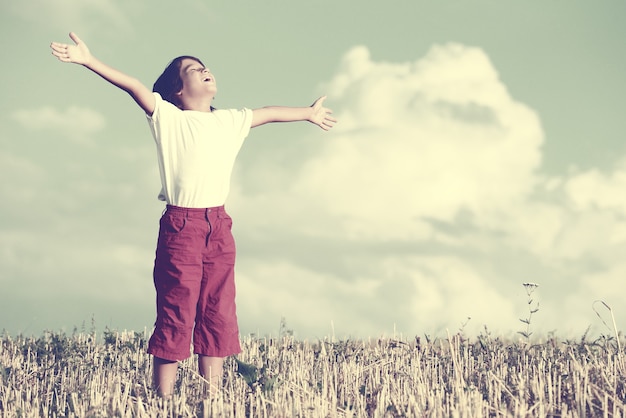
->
xmin=203 ymin=77 xmax=213 ymax=82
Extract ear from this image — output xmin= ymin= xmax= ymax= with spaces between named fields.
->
xmin=172 ymin=90 xmax=184 ymax=109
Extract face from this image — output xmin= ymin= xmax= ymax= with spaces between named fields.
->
xmin=177 ymin=58 xmax=217 ymax=102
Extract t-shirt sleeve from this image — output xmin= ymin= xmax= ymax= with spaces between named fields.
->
xmin=235 ymin=108 xmax=253 ymax=140
xmin=146 ymin=93 xmax=161 ymax=144
xmin=147 ymin=92 xmax=182 ymax=144
xmin=147 ymin=92 xmax=174 ymax=125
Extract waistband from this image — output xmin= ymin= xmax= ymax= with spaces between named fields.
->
xmin=165 ymin=204 xmax=226 ymax=217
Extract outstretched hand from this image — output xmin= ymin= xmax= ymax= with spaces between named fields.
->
xmin=50 ymin=32 xmax=92 ymax=66
xmin=309 ymin=96 xmax=337 ymax=131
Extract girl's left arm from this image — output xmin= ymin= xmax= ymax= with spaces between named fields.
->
xmin=251 ymin=96 xmax=337 ymax=130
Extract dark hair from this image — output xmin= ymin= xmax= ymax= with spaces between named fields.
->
xmin=153 ymin=55 xmax=205 ymax=109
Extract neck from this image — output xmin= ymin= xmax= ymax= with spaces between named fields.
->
xmin=180 ymin=96 xmax=215 ymax=112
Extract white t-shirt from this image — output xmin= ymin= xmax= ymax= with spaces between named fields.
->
xmin=147 ymin=93 xmax=253 ymax=208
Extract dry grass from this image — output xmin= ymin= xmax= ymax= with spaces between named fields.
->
xmin=1 ymin=328 xmax=625 ymax=417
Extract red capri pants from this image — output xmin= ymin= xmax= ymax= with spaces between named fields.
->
xmin=147 ymin=205 xmax=241 ymax=361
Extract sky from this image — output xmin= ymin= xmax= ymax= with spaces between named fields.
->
xmin=1 ymin=1 xmax=625 ymax=341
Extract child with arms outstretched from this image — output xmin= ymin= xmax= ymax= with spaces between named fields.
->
xmin=50 ymin=32 xmax=336 ymax=398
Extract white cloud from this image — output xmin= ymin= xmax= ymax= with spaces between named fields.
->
xmin=229 ymin=44 xmax=626 ymax=338
xmin=317 ymin=43 xmax=541 ymax=227
xmin=11 ymin=106 xmax=105 ymax=143
xmin=236 ymin=261 xmax=348 ymax=337
xmin=565 ymin=161 xmax=626 ymax=213
xmin=235 ymin=44 xmax=544 ymax=241
xmin=403 ymin=255 xmax=519 ymax=335
xmin=236 ymin=257 xmax=419 ymax=338
xmin=0 ymin=226 xmax=151 ymax=286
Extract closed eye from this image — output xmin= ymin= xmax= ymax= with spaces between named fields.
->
xmin=187 ymin=66 xmax=206 ymax=73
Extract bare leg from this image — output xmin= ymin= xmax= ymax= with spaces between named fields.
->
xmin=198 ymin=355 xmax=225 ymax=395
xmin=153 ymin=356 xmax=178 ymax=398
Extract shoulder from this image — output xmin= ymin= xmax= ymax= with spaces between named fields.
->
xmin=148 ymin=93 xmax=182 ymax=122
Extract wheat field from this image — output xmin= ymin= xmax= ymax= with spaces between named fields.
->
xmin=0 ymin=327 xmax=624 ymax=417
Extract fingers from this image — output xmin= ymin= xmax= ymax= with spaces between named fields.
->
xmin=50 ymin=43 xmax=74 ymax=63
xmin=320 ymin=110 xmax=337 ymax=130
xmin=69 ymin=31 xmax=82 ymax=45
xmin=319 ymin=113 xmax=337 ymax=131
xmin=50 ymin=32 xmax=83 ymax=63
xmin=322 ymin=108 xmax=336 ymax=123
xmin=325 ymin=114 xmax=338 ymax=124
xmin=311 ymin=95 xmax=337 ymax=130
xmin=50 ymin=42 xmax=66 ymax=53
xmin=50 ymin=42 xmax=70 ymax=61
xmin=312 ymin=95 xmax=327 ymax=108
xmin=324 ymin=118 xmax=337 ymax=129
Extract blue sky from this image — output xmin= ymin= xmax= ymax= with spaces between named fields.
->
xmin=1 ymin=1 xmax=625 ymax=340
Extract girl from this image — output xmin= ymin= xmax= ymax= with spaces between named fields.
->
xmin=50 ymin=32 xmax=336 ymax=398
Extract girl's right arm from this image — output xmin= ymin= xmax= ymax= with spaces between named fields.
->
xmin=50 ymin=32 xmax=156 ymax=116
